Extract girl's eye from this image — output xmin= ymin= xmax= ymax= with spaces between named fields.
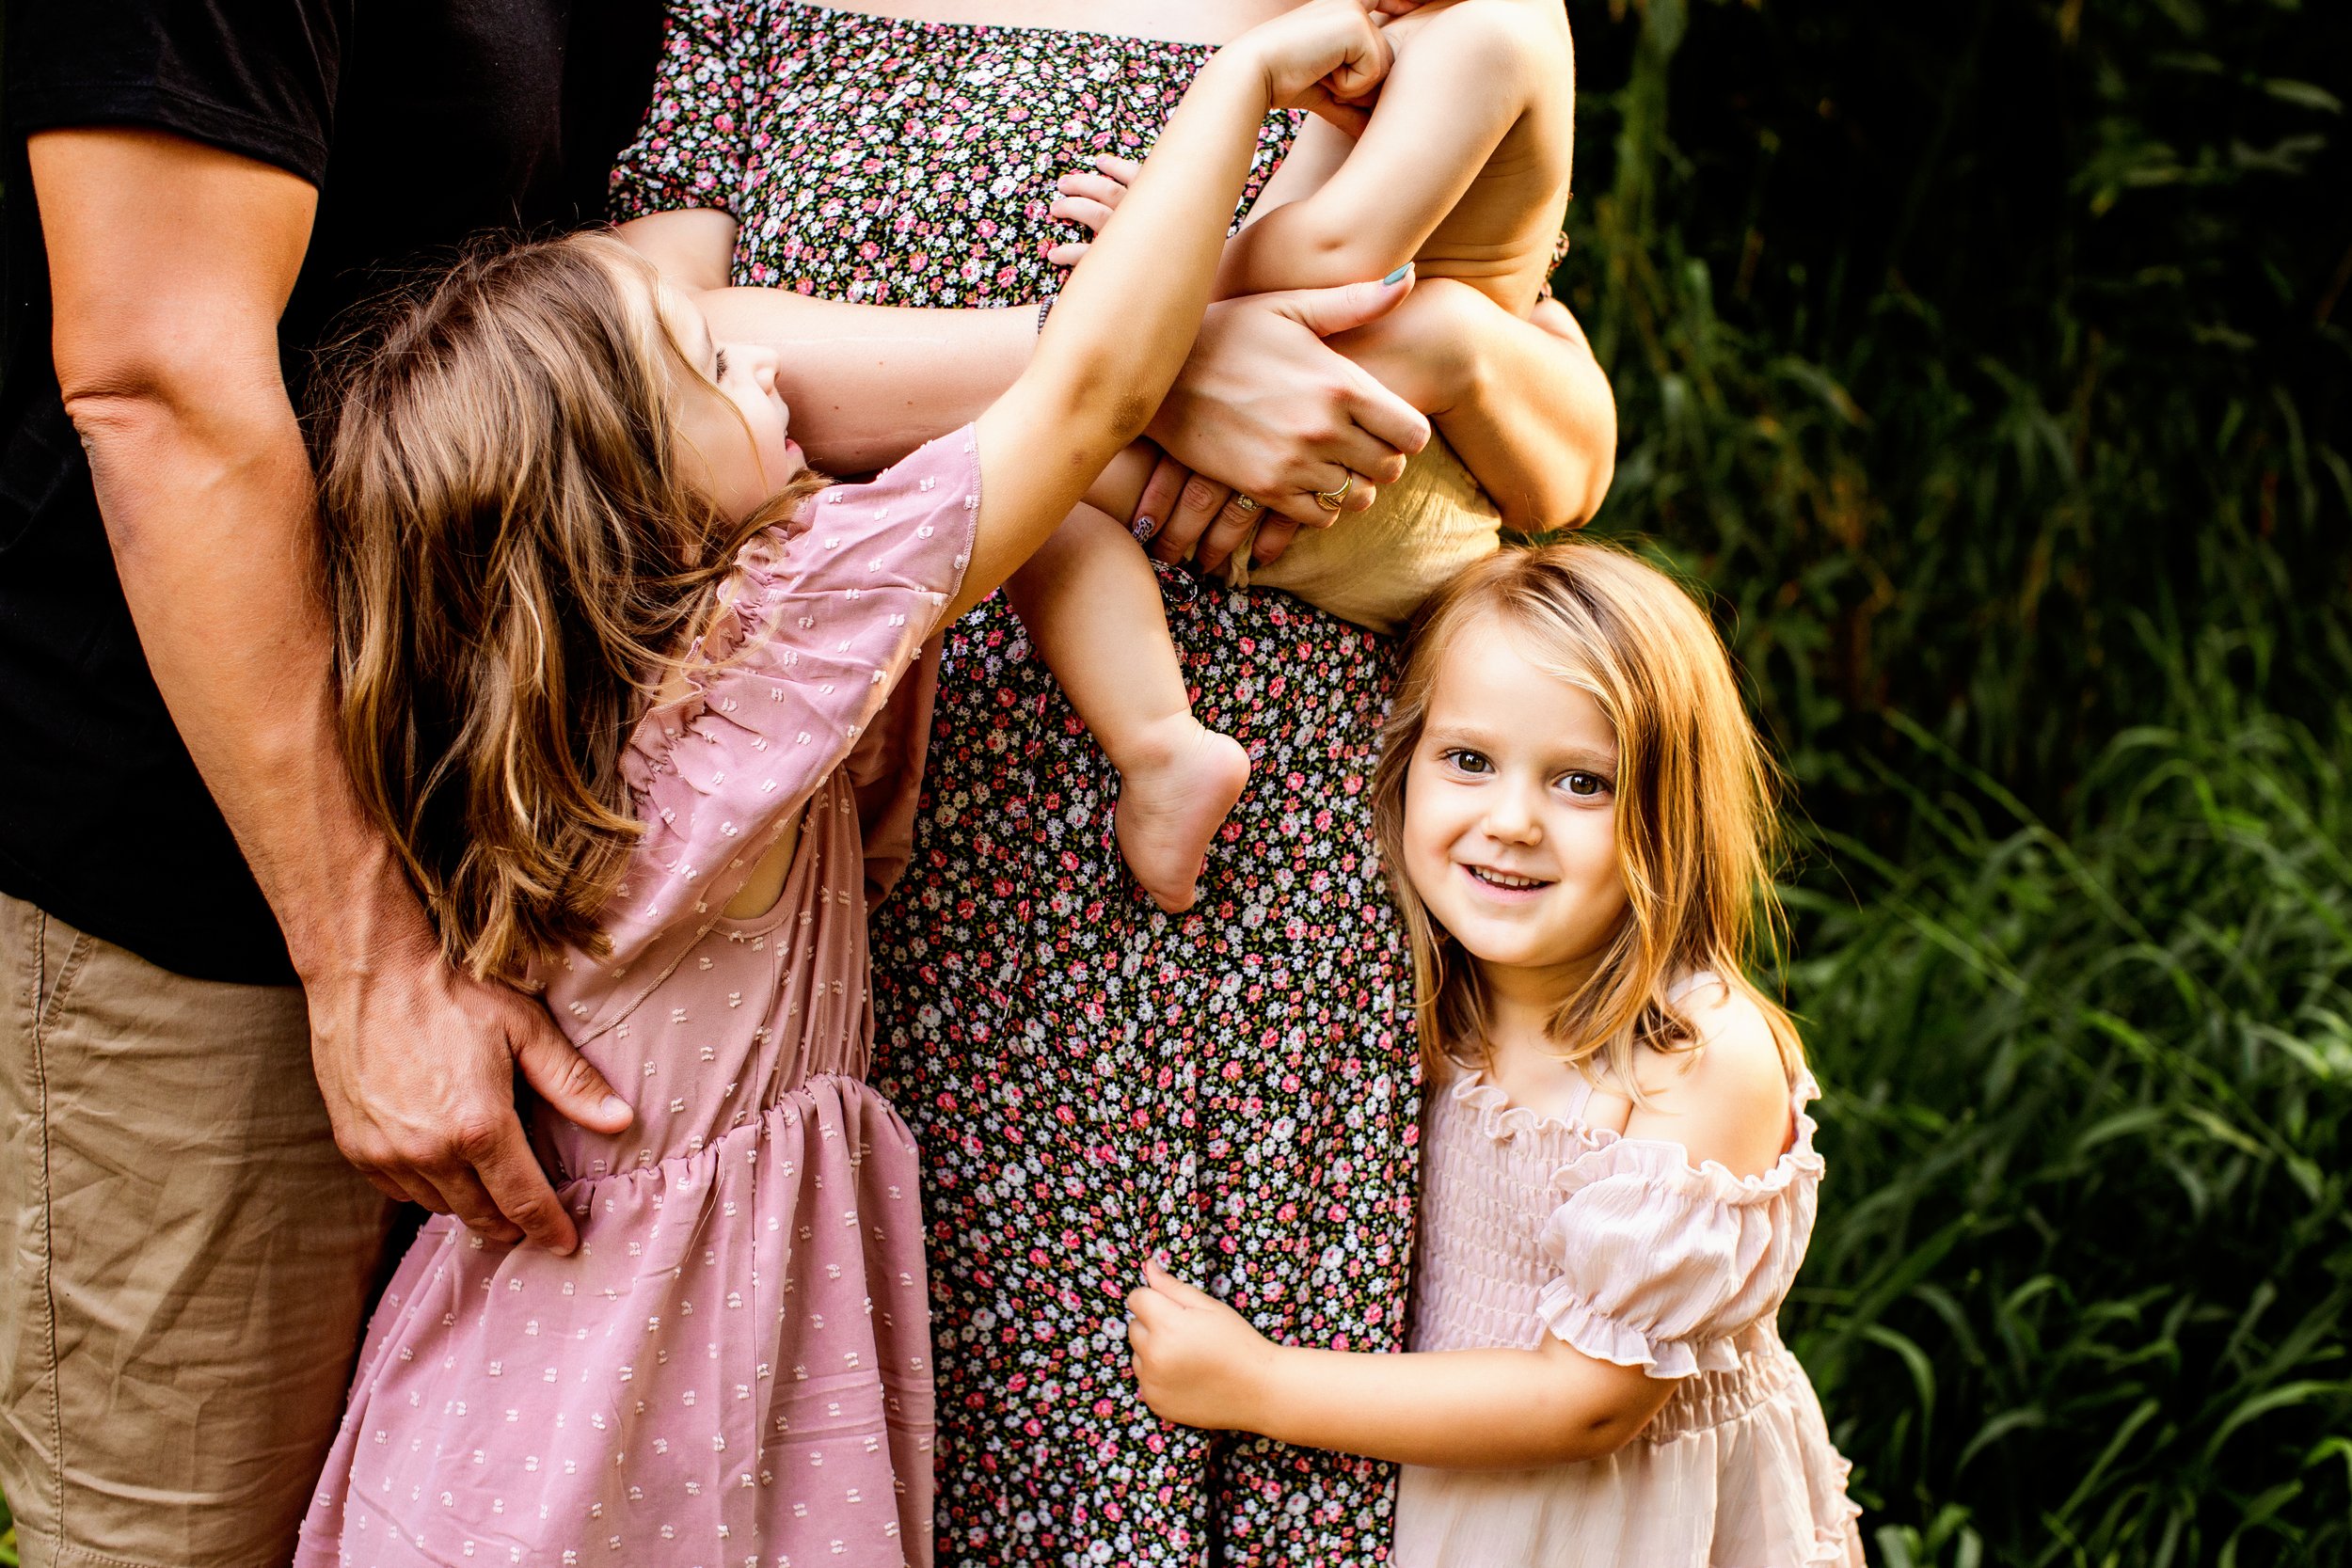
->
xmin=1440 ymin=748 xmax=1492 ymax=775
xmin=714 ymin=347 xmax=731 ymax=379
xmin=1561 ymin=771 xmax=1612 ymax=798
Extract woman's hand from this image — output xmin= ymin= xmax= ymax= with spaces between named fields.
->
xmin=1048 ymin=154 xmax=1428 ymax=568
xmin=1141 ymin=279 xmax=1431 ymax=568
xmin=1126 ymin=1260 xmax=1279 ymax=1432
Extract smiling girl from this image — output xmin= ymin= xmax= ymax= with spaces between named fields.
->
xmin=1124 ymin=543 xmax=1864 ymax=1567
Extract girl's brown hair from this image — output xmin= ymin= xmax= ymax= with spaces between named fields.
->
xmin=313 ymin=230 xmax=826 ymax=981
xmin=1370 ymin=541 xmax=1799 ymax=1090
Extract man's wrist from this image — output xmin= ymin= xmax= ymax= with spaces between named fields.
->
xmin=278 ymin=835 xmax=440 ymax=991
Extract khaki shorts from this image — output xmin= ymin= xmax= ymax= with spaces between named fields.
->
xmin=0 ymin=894 xmax=393 ymax=1568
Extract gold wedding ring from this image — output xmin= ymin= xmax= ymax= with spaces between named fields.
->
xmin=1232 ymin=494 xmax=1262 ymax=513
xmin=1313 ymin=473 xmax=1354 ymax=512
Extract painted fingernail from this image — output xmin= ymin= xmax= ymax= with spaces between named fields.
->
xmin=1383 ymin=263 xmax=1412 ymax=286
xmin=1132 ymin=515 xmax=1160 ymax=542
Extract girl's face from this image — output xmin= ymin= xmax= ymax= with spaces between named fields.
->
xmin=647 ymin=276 xmax=805 ymax=521
xmin=1401 ymin=611 xmax=1630 ymax=994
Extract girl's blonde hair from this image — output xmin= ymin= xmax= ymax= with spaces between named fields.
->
xmin=312 ymin=230 xmax=826 ymax=982
xmin=1370 ymin=540 xmax=1799 ymax=1088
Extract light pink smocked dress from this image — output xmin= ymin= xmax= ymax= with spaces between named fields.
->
xmin=295 ymin=430 xmax=981 ymax=1568
xmin=1395 ymin=977 xmax=1866 ymax=1568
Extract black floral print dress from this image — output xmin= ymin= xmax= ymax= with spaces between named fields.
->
xmin=612 ymin=7 xmax=1417 ymax=1563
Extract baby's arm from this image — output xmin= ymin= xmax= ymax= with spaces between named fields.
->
xmin=949 ymin=0 xmax=1392 ymax=623
xmin=1214 ymin=4 xmax=1538 ymax=297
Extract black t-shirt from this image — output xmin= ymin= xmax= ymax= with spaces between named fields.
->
xmin=0 ymin=0 xmax=663 ymax=984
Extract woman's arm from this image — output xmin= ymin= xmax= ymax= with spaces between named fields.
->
xmin=1127 ymin=1263 xmax=1675 ymax=1467
xmin=619 ymin=209 xmax=1041 ymax=475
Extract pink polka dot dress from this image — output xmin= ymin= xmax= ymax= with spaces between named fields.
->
xmin=294 ymin=431 xmax=981 ymax=1568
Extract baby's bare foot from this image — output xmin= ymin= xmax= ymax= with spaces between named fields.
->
xmin=1114 ymin=719 xmax=1251 ymax=913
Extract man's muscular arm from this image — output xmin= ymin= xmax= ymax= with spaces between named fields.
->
xmin=31 ymin=127 xmax=631 ymax=1251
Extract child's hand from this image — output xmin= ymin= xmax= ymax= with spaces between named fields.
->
xmin=1227 ymin=0 xmax=1394 ymax=136
xmin=1125 ymin=1259 xmax=1278 ymax=1432
xmin=1046 ymin=154 xmax=1140 ymax=268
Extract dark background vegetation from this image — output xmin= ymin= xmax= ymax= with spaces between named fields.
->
xmin=1552 ymin=0 xmax=2350 ymax=1562
xmin=2 ymin=0 xmax=2344 ymax=1562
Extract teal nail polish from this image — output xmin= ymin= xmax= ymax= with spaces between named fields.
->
xmin=1383 ymin=264 xmax=1411 ymax=286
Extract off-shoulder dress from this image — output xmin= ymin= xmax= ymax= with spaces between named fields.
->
xmin=294 ymin=432 xmax=981 ymax=1568
xmin=1397 ymin=977 xmax=1865 ymax=1568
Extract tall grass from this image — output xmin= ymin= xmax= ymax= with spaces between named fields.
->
xmin=1560 ymin=0 xmax=2352 ymax=1561
xmin=1785 ymin=639 xmax=2352 ymax=1566
xmin=1563 ymin=0 xmax=2351 ymax=821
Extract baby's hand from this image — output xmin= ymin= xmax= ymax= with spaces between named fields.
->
xmin=1227 ymin=0 xmax=1393 ymax=134
xmin=1046 ymin=154 xmax=1140 ymax=268
xmin=1125 ymin=1259 xmax=1277 ymax=1432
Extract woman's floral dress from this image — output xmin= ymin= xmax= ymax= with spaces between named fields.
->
xmin=612 ymin=7 xmax=1418 ymax=1564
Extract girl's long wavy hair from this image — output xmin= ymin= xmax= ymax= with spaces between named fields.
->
xmin=1371 ymin=541 xmax=1800 ymax=1089
xmin=312 ymin=230 xmax=826 ymax=982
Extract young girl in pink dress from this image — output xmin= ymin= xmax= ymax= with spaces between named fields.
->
xmin=1125 ymin=543 xmax=1866 ymax=1567
xmin=291 ymin=5 xmax=1397 ymax=1563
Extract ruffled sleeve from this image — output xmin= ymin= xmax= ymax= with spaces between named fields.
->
xmin=595 ymin=428 xmax=979 ymax=972
xmin=1534 ymin=1083 xmax=1825 ymax=1379
xmin=843 ymin=633 xmax=943 ymax=906
xmin=609 ymin=0 xmax=772 ymax=220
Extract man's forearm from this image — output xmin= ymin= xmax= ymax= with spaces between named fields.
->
xmin=34 ymin=123 xmax=626 ymax=1248
xmin=697 ymin=290 xmax=1039 ymax=474
xmin=70 ymin=367 xmax=434 ymax=983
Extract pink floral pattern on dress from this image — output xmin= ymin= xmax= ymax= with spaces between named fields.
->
xmin=614 ymin=9 xmax=1418 ymax=1565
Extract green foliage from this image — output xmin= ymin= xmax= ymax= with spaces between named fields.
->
xmin=1787 ymin=646 xmax=2352 ymax=1566
xmin=1559 ymin=0 xmax=2352 ymax=1561
xmin=1563 ymin=0 xmax=2351 ymax=820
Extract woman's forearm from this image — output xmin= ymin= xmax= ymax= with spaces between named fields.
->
xmin=697 ymin=290 xmax=1039 ymax=473
xmin=1239 ymin=1340 xmax=1672 ymax=1469
xmin=1335 ymin=277 xmax=1616 ymax=531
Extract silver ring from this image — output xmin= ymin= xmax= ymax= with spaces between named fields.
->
xmin=1232 ymin=494 xmax=1262 ymax=514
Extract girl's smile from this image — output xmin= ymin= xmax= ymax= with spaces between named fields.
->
xmin=1402 ymin=610 xmax=1629 ymax=990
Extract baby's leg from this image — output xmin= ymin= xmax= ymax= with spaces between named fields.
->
xmin=1007 ymin=504 xmax=1249 ymax=913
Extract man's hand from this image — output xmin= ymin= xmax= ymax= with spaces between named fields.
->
xmin=308 ymin=892 xmax=632 ymax=1250
xmin=34 ymin=126 xmax=628 ymax=1252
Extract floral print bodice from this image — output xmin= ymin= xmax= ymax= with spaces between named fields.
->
xmin=613 ymin=0 xmax=1297 ymax=303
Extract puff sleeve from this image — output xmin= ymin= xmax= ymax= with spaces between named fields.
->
xmin=609 ymin=0 xmax=771 ymax=220
xmin=591 ymin=427 xmax=979 ymax=977
xmin=1534 ymin=1089 xmax=1826 ymax=1379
